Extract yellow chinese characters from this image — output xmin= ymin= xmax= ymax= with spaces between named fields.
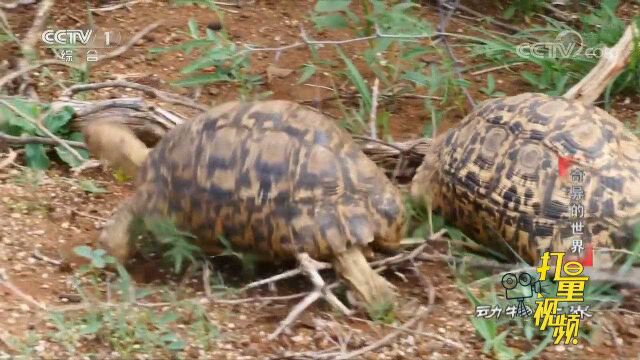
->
xmin=534 ymin=252 xmax=589 ymax=345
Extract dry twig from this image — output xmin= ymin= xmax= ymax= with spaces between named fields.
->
xmin=0 ymin=100 xmax=87 ymax=164
xmin=369 ymin=77 xmax=380 ymax=139
xmin=0 ymin=148 xmax=17 ymax=170
xmin=0 ymin=272 xmax=48 ymax=311
xmin=564 ymin=24 xmax=638 ymax=105
xmin=0 ymin=132 xmax=87 ymax=149
xmin=14 ymin=0 xmax=53 ymax=99
xmin=437 ymin=0 xmax=475 ymax=107
xmin=268 ymin=253 xmax=353 ymax=340
xmin=332 ymin=306 xmax=431 ymax=360
xmin=61 ymin=80 xmax=207 ymax=111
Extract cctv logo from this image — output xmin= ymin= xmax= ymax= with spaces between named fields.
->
xmin=41 ymin=29 xmax=93 ymax=46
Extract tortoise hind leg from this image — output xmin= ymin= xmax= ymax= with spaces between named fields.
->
xmin=333 ymin=246 xmax=396 ymax=310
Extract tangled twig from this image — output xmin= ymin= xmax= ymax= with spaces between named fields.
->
xmin=61 ymin=80 xmax=207 ymax=111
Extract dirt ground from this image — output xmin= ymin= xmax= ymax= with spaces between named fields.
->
xmin=2 ymin=1 xmax=640 ymax=359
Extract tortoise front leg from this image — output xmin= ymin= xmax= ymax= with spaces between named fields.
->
xmin=333 ymin=245 xmax=396 ymax=310
xmin=97 ymin=199 xmax=136 ymax=264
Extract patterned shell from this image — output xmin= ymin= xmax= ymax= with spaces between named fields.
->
xmin=411 ymin=93 xmax=640 ymax=265
xmin=130 ymin=100 xmax=405 ymax=260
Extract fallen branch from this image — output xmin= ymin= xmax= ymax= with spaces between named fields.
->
xmin=61 ymin=80 xmax=208 ymax=112
xmin=0 ymin=148 xmax=17 ymax=170
xmin=0 ymin=100 xmax=87 ymax=164
xmin=32 ymin=249 xmax=63 ymax=266
xmin=0 ymin=0 xmax=35 ymax=9
xmin=332 ymin=305 xmax=431 ymax=360
xmin=0 ymin=132 xmax=87 ymax=149
xmin=437 ymin=0 xmax=475 ymax=108
xmin=369 ymin=77 xmax=380 ymax=139
xmin=455 ymin=3 xmax=522 ymax=34
xmin=14 ymin=0 xmax=53 ymax=99
xmin=0 ymin=272 xmax=48 ymax=311
xmin=267 ymin=253 xmax=353 ymax=340
xmin=564 ymin=24 xmax=638 ymax=105
xmin=0 ymin=59 xmax=85 ymax=92
xmin=89 ymin=0 xmax=148 ymax=12
xmin=349 ymin=312 xmax=466 ymax=351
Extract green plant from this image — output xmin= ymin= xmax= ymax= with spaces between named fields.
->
xmin=150 ymin=17 xmax=263 ymax=99
xmin=0 ymin=99 xmax=89 ymax=169
xmin=480 ymin=74 xmax=506 ymax=98
xmin=502 ymin=0 xmax=547 ymax=21
xmin=469 ymin=2 xmax=640 ymax=100
xmin=130 ymin=216 xmax=204 ymax=274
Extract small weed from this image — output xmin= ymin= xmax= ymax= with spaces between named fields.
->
xmin=366 ymin=299 xmax=395 ymax=324
xmin=480 ymin=74 xmax=506 ymax=98
xmin=0 ymin=100 xmax=89 ymax=169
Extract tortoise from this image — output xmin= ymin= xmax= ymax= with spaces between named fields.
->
xmin=83 ymin=100 xmax=405 ymax=308
xmin=410 ymin=92 xmax=640 ymax=266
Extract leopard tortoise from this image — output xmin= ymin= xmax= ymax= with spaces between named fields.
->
xmin=83 ymin=100 xmax=405 ymax=308
xmin=411 ymin=93 xmax=640 ymax=265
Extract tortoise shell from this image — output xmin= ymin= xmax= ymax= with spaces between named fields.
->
xmin=411 ymin=93 xmax=640 ymax=264
xmin=126 ymin=100 xmax=405 ymax=261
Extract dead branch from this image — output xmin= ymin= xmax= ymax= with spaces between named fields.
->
xmin=0 ymin=132 xmax=87 ymax=149
xmin=454 ymin=3 xmax=522 ymax=34
xmin=332 ymin=306 xmax=431 ymax=360
xmin=0 ymin=0 xmax=35 ymax=9
xmin=437 ymin=0 xmax=474 ymax=108
xmin=369 ymin=78 xmax=379 ymax=139
xmin=0 ymin=100 xmax=88 ymax=164
xmin=13 ymin=0 xmax=53 ymax=99
xmin=0 ymin=271 xmax=48 ymax=311
xmin=0 ymin=148 xmax=17 ymax=170
xmin=61 ymin=80 xmax=208 ymax=112
xmin=564 ymin=24 xmax=638 ymax=105
xmin=267 ymin=253 xmax=353 ymax=340
xmin=89 ymin=0 xmax=148 ymax=12
xmin=349 ymin=313 xmax=466 ymax=351
xmin=0 ymin=60 xmax=85 ymax=94
xmin=32 ymin=249 xmax=62 ymax=266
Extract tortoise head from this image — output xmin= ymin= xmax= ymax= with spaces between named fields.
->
xmin=368 ymin=183 xmax=406 ymax=252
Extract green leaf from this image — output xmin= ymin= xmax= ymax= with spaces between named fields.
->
xmin=155 ymin=312 xmax=179 ymax=326
xmin=78 ymin=179 xmax=108 ymax=194
xmin=312 ymin=14 xmax=349 ymax=29
xmin=54 ymin=146 xmax=85 ymax=168
xmin=25 ymin=143 xmax=50 ymax=169
xmin=43 ymin=106 xmax=74 ymax=134
xmin=336 ymin=46 xmax=371 ymax=112
xmin=403 ymin=70 xmax=430 ymax=87
xmin=181 ymin=48 xmax=233 ymax=74
xmin=503 ymin=6 xmax=516 ymax=20
xmin=79 ymin=317 xmax=102 ymax=335
xmin=73 ymin=245 xmax=93 ymax=258
xmin=187 ymin=18 xmax=199 ymax=39
xmin=486 ymin=74 xmax=496 ymax=93
xmin=296 ymin=64 xmax=316 ymax=84
xmin=172 ymin=72 xmax=232 ymax=87
xmin=314 ymin=0 xmax=350 ymax=13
